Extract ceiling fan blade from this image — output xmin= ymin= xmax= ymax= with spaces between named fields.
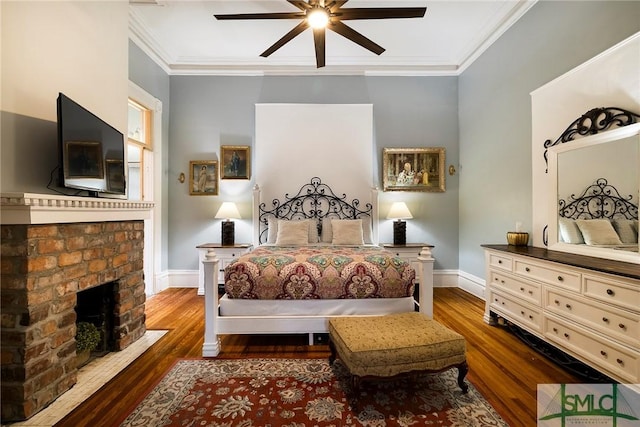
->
xmin=313 ymin=27 xmax=326 ymax=68
xmin=215 ymin=12 xmax=305 ymax=20
xmin=327 ymin=0 xmax=349 ymax=11
xmin=287 ymin=0 xmax=312 ymax=10
xmin=260 ymin=20 xmax=309 ymax=57
xmin=335 ymin=7 xmax=427 ymax=20
xmin=328 ymin=20 xmax=385 ymax=55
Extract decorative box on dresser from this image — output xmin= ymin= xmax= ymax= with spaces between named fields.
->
xmin=482 ymin=244 xmax=640 ymax=385
xmin=196 ymin=243 xmax=252 ymax=295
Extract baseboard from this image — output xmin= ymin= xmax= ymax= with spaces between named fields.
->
xmin=167 ymin=270 xmax=198 ymax=288
xmin=457 ymin=270 xmax=486 ymax=300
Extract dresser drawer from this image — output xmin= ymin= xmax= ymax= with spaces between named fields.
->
xmin=488 ymin=252 xmax=512 ymax=272
xmin=489 ymin=270 xmax=541 ymax=306
xmin=545 ymin=288 xmax=639 ymax=348
xmin=490 ymin=290 xmax=542 ymax=332
xmin=514 ymin=259 xmax=581 ymax=292
xmin=583 ymin=274 xmax=640 ymax=312
xmin=545 ymin=315 xmax=639 ymax=383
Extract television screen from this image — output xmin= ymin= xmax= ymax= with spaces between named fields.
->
xmin=57 ymin=93 xmax=126 ymax=197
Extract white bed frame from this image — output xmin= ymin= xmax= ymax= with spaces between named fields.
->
xmin=202 ymin=181 xmax=435 ymax=357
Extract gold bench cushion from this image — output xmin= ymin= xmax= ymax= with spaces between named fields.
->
xmin=329 ymin=312 xmax=466 ymax=377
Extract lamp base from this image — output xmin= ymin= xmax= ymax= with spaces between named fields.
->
xmin=221 ymin=221 xmax=235 ymax=246
xmin=393 ymin=220 xmax=406 ymax=245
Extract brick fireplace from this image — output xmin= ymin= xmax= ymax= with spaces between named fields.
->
xmin=0 ymin=193 xmax=154 ymax=422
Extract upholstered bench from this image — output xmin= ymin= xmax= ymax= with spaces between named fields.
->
xmin=328 ymin=312 xmax=468 ymax=392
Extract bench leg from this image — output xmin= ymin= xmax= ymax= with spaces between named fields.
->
xmin=328 ymin=337 xmax=337 ymax=364
xmin=457 ymin=360 xmax=469 ymax=394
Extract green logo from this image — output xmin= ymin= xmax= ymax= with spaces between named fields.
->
xmin=538 ymin=384 xmax=639 ymax=426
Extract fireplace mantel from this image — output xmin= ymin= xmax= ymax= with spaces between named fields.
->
xmin=0 ymin=192 xmax=154 ymax=225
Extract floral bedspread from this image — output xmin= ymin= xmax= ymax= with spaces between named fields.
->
xmin=224 ymin=246 xmax=415 ymax=300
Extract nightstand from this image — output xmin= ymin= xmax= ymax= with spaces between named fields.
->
xmin=196 ymin=243 xmax=252 ymax=295
xmin=382 ymin=243 xmax=434 ymax=286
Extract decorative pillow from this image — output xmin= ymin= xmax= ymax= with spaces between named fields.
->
xmin=275 ymin=219 xmax=310 ymax=245
xmin=558 ymin=218 xmax=584 ymax=244
xmin=612 ymin=219 xmax=639 ymax=244
xmin=268 ymin=217 xmax=319 ymax=244
xmin=322 ymin=217 xmax=372 ymax=244
xmin=575 ymin=219 xmax=623 ymax=245
xmin=331 ymin=219 xmax=364 ymax=245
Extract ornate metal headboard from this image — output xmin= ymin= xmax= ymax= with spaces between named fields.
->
xmin=256 ymin=177 xmax=374 ymax=244
xmin=559 ymin=178 xmax=638 ymax=220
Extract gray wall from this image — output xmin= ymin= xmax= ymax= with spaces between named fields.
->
xmin=458 ymin=0 xmax=640 ymax=279
xmin=166 ymin=76 xmax=459 ymax=270
xmin=127 ymin=0 xmax=640 ymax=281
xmin=128 ymin=41 xmax=171 ymax=271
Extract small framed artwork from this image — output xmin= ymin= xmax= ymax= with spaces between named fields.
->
xmin=64 ymin=141 xmax=104 ymax=179
xmin=220 ymin=145 xmax=250 ymax=179
xmin=189 ymin=160 xmax=218 ymax=195
xmin=383 ymin=147 xmax=446 ymax=192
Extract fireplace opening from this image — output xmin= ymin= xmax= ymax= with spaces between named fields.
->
xmin=75 ymin=281 xmax=117 ymax=359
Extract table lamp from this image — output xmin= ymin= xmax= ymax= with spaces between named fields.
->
xmin=387 ymin=202 xmax=413 ymax=245
xmin=215 ymin=202 xmax=241 ymax=246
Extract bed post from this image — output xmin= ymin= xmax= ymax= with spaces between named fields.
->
xmin=417 ymin=246 xmax=435 ymax=318
xmin=371 ymin=186 xmax=379 ymax=244
xmin=202 ymin=249 xmax=221 ymax=357
xmin=253 ymin=184 xmax=261 ymax=247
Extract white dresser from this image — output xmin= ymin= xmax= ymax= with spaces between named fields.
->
xmin=483 ymin=245 xmax=640 ymax=384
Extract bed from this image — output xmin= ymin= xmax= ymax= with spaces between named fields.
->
xmin=202 ymin=177 xmax=435 ymax=357
xmin=557 ymin=178 xmax=638 ymax=252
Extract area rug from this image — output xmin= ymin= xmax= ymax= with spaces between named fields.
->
xmin=120 ymin=358 xmax=507 ymax=426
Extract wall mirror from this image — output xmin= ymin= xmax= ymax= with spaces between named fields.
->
xmin=547 ymin=122 xmax=640 ymax=264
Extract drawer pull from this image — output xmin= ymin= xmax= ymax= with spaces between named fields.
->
xmin=529 ymin=315 xmax=533 ymax=319
xmin=600 ymin=350 xmax=607 ymax=357
xmin=557 ymin=276 xmax=564 ymax=282
xmin=520 ymin=310 xmax=525 ymax=315
xmin=564 ymin=333 xmax=570 ymax=338
xmin=552 ymin=328 xmax=558 ymax=333
xmin=520 ymin=287 xmax=524 ymax=291
xmin=494 ymin=298 xmax=498 ymax=302
xmin=606 ymin=289 xmax=615 ymax=296
xmin=619 ymin=323 xmax=626 ymax=330
xmin=501 ymin=280 xmax=505 ymax=284
xmin=528 ymin=290 xmax=533 ymax=295
xmin=498 ymin=260 xmax=502 ymax=264
xmin=602 ymin=317 xmax=609 ymax=323
xmin=554 ymin=300 xmax=560 ymax=304
xmin=525 ymin=267 xmax=530 ymax=272
xmin=616 ymin=358 xmax=624 ymax=365
xmin=565 ymin=304 xmax=571 ymax=309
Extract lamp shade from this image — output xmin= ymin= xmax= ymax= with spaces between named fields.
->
xmin=215 ymin=202 xmax=241 ymax=220
xmin=387 ymin=202 xmax=413 ymax=220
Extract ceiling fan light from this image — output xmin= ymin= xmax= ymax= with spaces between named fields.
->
xmin=307 ymin=9 xmax=329 ymax=29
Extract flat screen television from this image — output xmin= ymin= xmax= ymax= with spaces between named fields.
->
xmin=57 ymin=93 xmax=126 ymax=198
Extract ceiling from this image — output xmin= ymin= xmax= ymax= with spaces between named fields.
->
xmin=129 ymin=0 xmax=537 ymax=76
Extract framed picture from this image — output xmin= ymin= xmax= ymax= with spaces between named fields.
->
xmin=64 ymin=141 xmax=104 ymax=179
xmin=220 ymin=145 xmax=250 ymax=179
xmin=189 ymin=160 xmax=218 ymax=195
xmin=383 ymin=147 xmax=446 ymax=192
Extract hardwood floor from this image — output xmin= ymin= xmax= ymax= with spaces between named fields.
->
xmin=56 ymin=287 xmax=581 ymax=427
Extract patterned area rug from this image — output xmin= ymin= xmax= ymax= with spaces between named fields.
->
xmin=120 ymin=358 xmax=507 ymax=426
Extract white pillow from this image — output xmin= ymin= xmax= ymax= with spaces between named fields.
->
xmin=612 ymin=219 xmax=639 ymax=244
xmin=267 ymin=217 xmax=319 ymax=244
xmin=331 ymin=219 xmax=364 ymax=245
xmin=558 ymin=218 xmax=584 ymax=244
xmin=322 ymin=217 xmax=373 ymax=244
xmin=275 ymin=219 xmax=310 ymax=245
xmin=575 ymin=219 xmax=623 ymax=245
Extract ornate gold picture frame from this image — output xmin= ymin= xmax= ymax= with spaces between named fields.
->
xmin=383 ymin=147 xmax=445 ymax=192
xmin=220 ymin=145 xmax=250 ymax=179
xmin=189 ymin=160 xmax=218 ymax=195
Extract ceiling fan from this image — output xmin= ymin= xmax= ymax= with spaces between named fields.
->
xmin=214 ymin=1 xmax=427 ymax=68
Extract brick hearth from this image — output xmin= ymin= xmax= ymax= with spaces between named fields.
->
xmin=0 ymin=194 xmax=153 ymax=422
